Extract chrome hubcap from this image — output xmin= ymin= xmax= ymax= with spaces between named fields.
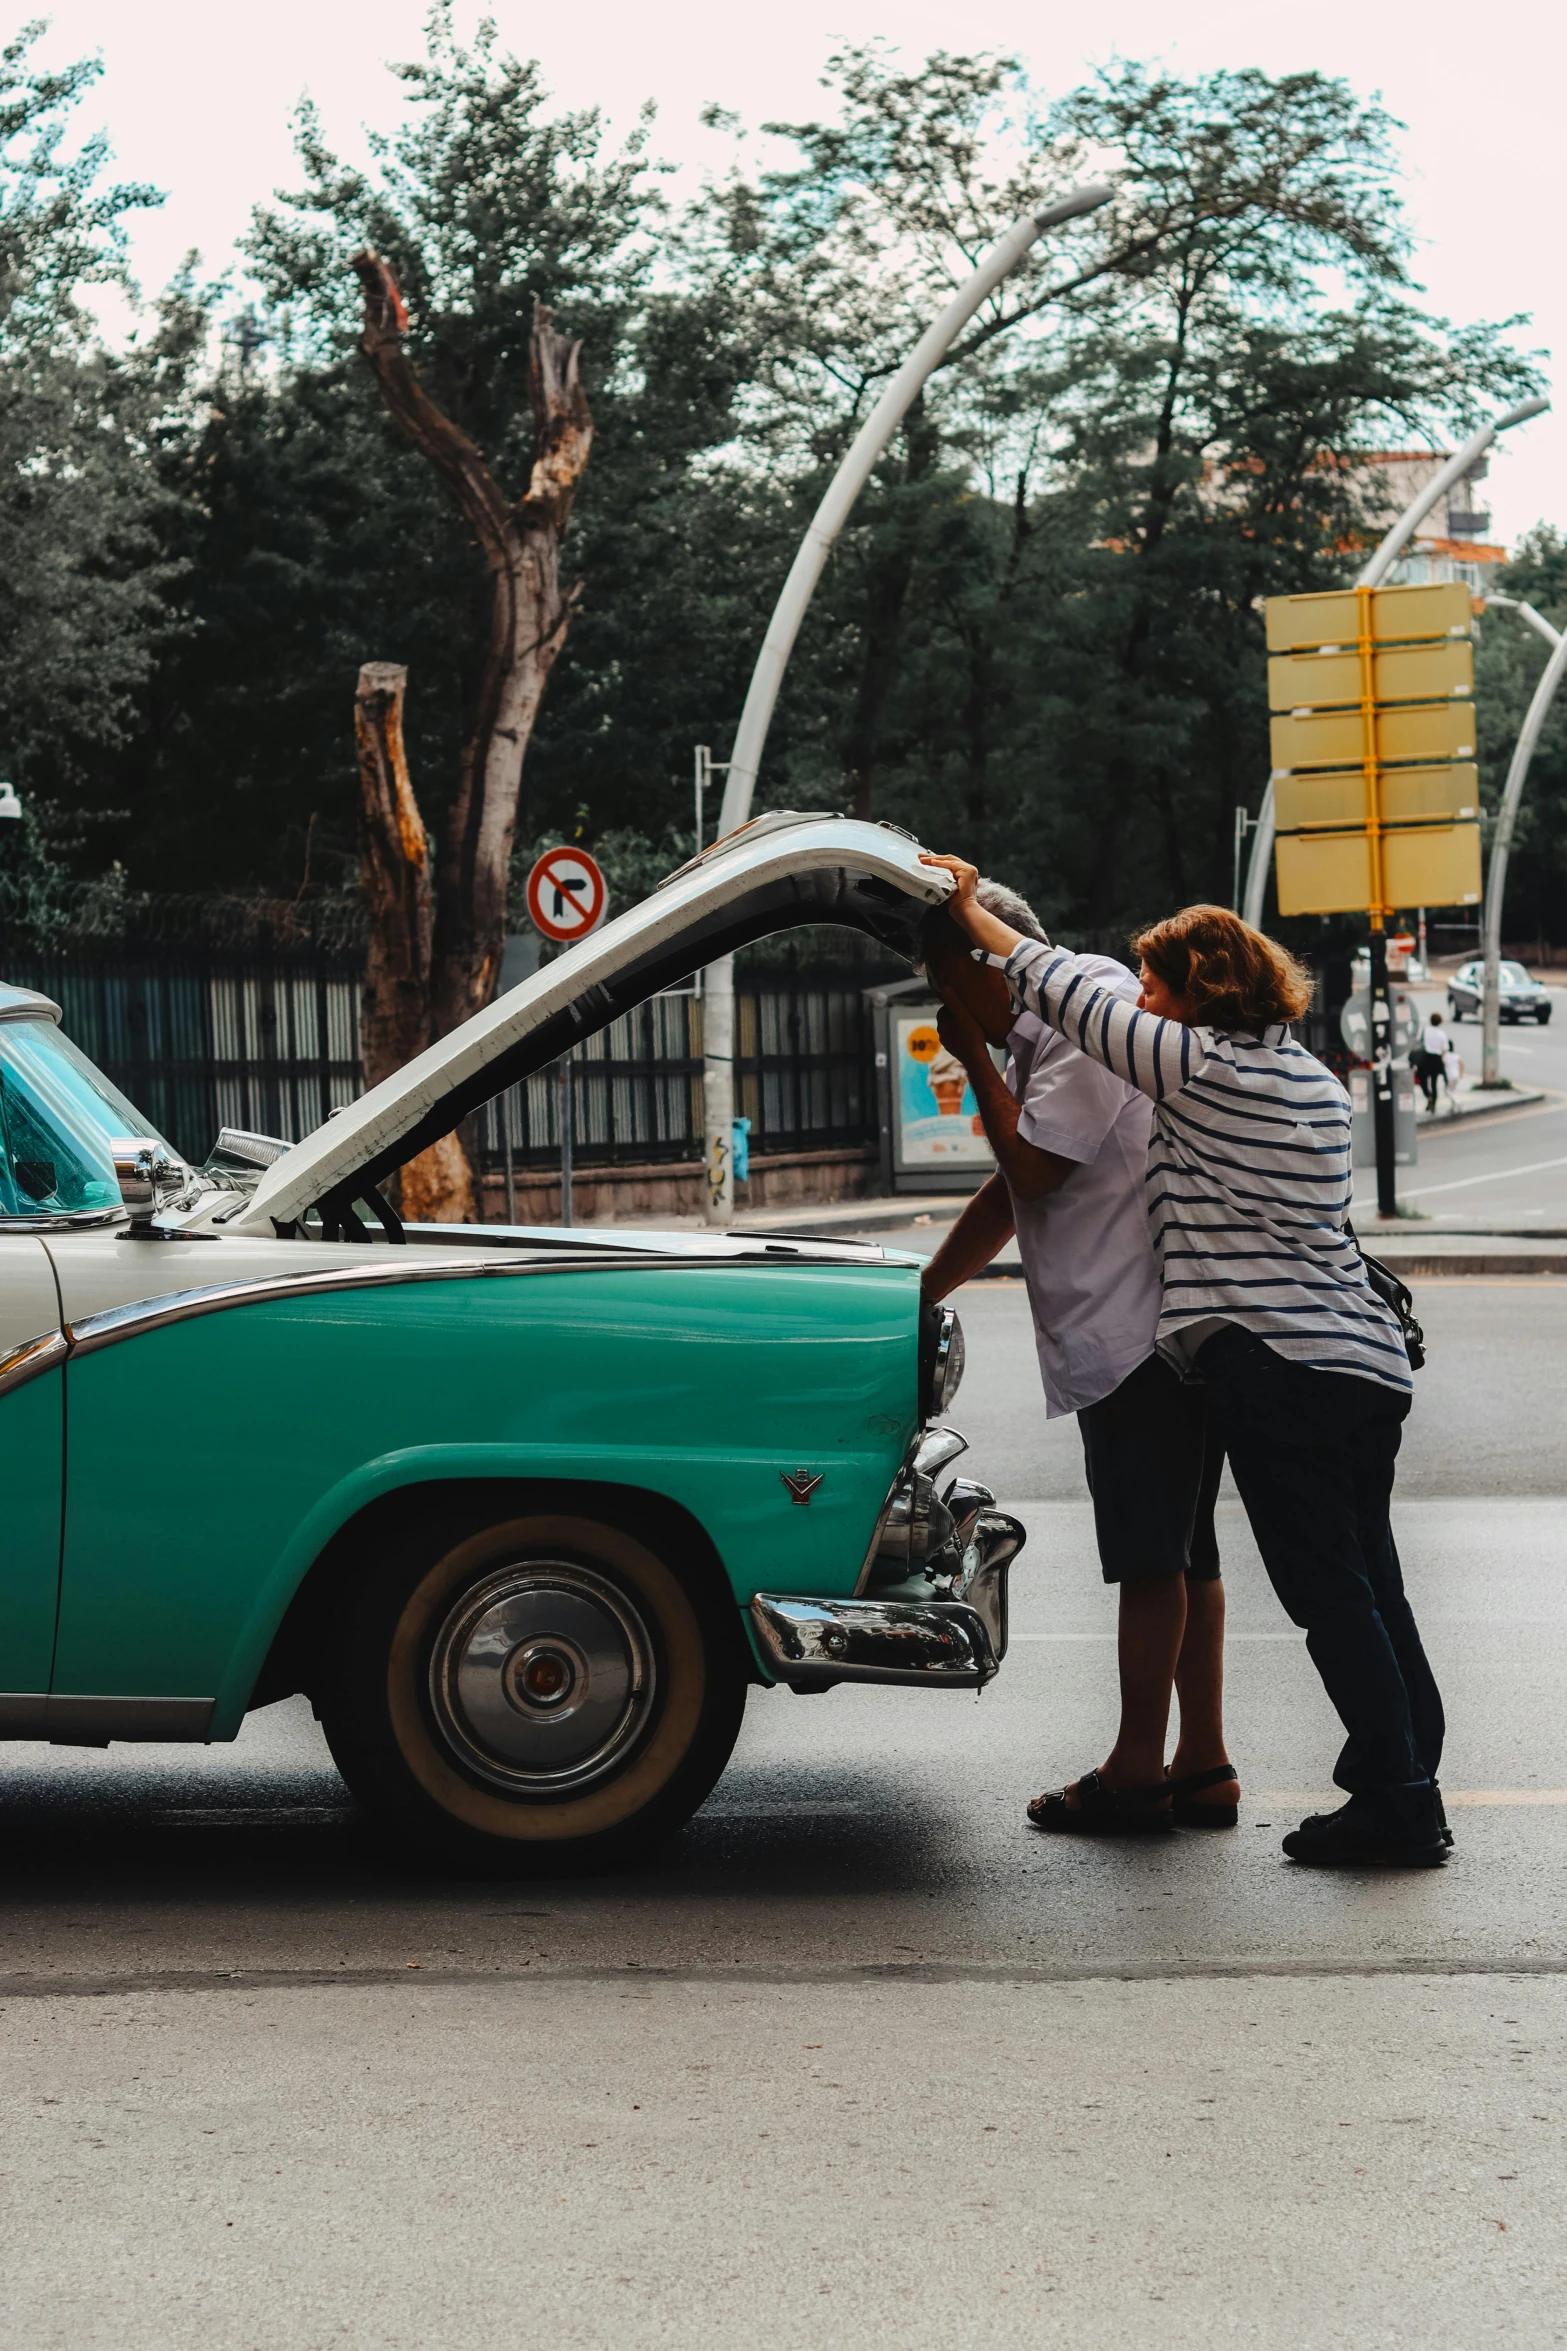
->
xmin=428 ymin=1562 xmax=655 ymax=1793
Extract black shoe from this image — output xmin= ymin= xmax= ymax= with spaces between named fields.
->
xmin=1433 ymin=1782 xmax=1455 ymax=1849
xmin=1282 ymin=1795 xmax=1448 ymax=1869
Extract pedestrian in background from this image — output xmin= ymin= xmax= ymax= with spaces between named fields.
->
xmin=920 ymin=857 xmax=1449 ymax=1870
xmin=918 ymin=882 xmax=1235 ymax=1836
xmin=1414 ymin=1009 xmax=1448 ymax=1113
xmin=1441 ymin=1031 xmax=1464 ymax=1110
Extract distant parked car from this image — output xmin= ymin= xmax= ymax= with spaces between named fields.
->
xmin=1446 ymin=959 xmax=1552 ymax=1024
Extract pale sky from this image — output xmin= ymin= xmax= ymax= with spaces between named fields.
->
xmin=33 ymin=0 xmax=1566 ymax=545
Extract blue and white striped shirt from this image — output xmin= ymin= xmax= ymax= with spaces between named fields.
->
xmin=990 ymin=941 xmax=1411 ymax=1394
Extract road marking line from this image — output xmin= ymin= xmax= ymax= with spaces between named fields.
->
xmin=1259 ymin=1791 xmax=1567 ymax=1808
xmin=1443 ymin=1790 xmax=1567 ymax=1807
xmin=1010 ymin=1632 xmax=1303 ymax=1642
xmin=1399 ymin=1152 xmax=1567 ymax=1201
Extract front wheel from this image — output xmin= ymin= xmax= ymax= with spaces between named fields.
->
xmin=318 ymin=1505 xmax=748 ymax=1871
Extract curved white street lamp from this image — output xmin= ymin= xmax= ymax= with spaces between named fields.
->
xmin=701 ymin=181 xmax=1114 ymax=1224
xmin=1241 ymin=395 xmax=1550 ymax=931
xmin=1475 ymin=593 xmax=1567 ymax=1083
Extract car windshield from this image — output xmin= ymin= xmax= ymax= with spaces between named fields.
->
xmin=0 ymin=1017 xmax=180 ymax=1217
xmin=1501 ymin=963 xmax=1533 ymax=987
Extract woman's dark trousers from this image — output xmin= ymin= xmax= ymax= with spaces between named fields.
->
xmin=1195 ymin=1327 xmax=1444 ymax=1827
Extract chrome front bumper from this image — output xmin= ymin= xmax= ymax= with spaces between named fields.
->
xmin=751 ymin=1428 xmax=1024 ymax=1691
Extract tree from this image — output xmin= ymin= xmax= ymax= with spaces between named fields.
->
xmin=230 ymin=7 xmax=660 ymax=1210
xmin=0 ymin=24 xmax=175 ymax=801
xmin=838 ymin=63 xmax=1541 ymax=939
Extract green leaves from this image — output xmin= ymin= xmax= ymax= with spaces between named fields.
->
xmin=1 ymin=19 xmax=1553 ymax=960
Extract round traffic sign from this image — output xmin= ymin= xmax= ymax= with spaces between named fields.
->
xmin=1339 ymin=988 xmax=1419 ymax=1060
xmin=525 ymin=846 xmax=608 ymax=943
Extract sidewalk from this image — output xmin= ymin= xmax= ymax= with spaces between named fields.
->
xmin=1415 ymin=1077 xmax=1547 ymax=1125
xmin=1358 ymin=1231 xmax=1567 ymax=1276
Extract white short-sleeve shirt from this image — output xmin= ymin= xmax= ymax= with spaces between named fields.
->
xmin=1002 ymin=957 xmax=1160 ymax=1417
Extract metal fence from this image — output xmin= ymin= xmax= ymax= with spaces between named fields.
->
xmin=4 ymin=942 xmax=888 ymax=1171
xmin=477 ymin=966 xmax=882 ymax=1168
xmin=3 ymin=947 xmax=363 ymax=1165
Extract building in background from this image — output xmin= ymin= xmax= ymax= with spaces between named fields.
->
xmin=1356 ymin=449 xmax=1507 ymax=590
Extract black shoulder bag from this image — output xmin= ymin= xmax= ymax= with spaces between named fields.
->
xmin=1345 ymin=1222 xmax=1426 ymax=1371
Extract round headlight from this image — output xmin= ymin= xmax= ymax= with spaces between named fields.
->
xmin=930 ymin=1306 xmax=965 ymax=1416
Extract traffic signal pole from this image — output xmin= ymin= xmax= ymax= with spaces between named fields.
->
xmin=1356 ymin=583 xmax=1399 ymax=1218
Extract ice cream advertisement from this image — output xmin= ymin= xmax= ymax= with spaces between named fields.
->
xmin=894 ymin=1015 xmax=994 ymax=1168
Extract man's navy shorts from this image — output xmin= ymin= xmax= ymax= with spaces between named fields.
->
xmin=1076 ymin=1349 xmax=1223 ymax=1583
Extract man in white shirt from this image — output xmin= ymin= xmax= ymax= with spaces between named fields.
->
xmin=1415 ymin=1010 xmax=1449 ymax=1113
xmin=919 ymin=882 xmax=1234 ymax=1835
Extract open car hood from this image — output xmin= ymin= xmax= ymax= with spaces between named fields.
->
xmin=234 ymin=814 xmax=951 ymax=1232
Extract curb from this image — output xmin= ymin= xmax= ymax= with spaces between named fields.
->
xmin=1416 ymin=1084 xmax=1550 ymax=1129
xmin=1366 ymin=1253 xmax=1567 ymax=1278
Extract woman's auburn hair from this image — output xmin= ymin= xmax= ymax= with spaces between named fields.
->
xmin=1131 ymin=904 xmax=1315 ymax=1030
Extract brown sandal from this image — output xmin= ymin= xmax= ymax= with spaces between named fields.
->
xmin=1027 ymin=1767 xmax=1175 ymax=1836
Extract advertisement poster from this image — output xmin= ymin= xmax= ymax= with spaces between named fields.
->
xmin=894 ymin=1014 xmax=994 ymax=1169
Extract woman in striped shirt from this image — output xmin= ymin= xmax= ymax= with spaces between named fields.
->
xmin=921 ymin=855 xmax=1448 ymax=1869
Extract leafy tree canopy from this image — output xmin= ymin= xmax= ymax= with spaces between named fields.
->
xmin=1 ymin=14 xmax=1553 ymax=959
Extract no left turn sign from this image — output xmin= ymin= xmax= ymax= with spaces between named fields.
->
xmin=525 ymin=845 xmax=608 ymax=943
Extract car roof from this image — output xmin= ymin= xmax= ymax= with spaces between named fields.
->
xmin=234 ymin=813 xmax=952 ymax=1231
xmin=0 ymin=984 xmax=62 ymax=1024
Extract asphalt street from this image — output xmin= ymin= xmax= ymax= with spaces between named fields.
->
xmin=852 ymin=974 xmax=1567 ymax=1264
xmin=3 ymin=1280 xmax=1565 ymax=2348
xmin=1376 ymin=979 xmax=1567 ymax=1228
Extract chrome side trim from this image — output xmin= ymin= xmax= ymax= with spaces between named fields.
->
xmin=0 ymin=1208 xmax=130 ymax=1235
xmin=0 ymin=1695 xmax=214 ymax=1743
xmin=63 ymin=1250 xmax=870 ymax=1359
xmin=0 ymin=1328 xmax=68 ymax=1399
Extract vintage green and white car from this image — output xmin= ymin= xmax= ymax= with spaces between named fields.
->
xmin=0 ymin=816 xmax=1022 ymax=1868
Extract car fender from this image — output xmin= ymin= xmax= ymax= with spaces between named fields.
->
xmin=208 ymin=1436 xmax=901 ymax=1737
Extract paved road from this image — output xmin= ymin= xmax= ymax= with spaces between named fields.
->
xmin=835 ymin=977 xmax=1567 ymax=1269
xmin=3 ymin=1284 xmax=1565 ymax=2348
xmin=1370 ymin=980 xmax=1567 ymax=1228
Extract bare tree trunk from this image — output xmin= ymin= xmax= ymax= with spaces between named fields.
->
xmin=354 ymin=659 xmax=475 ymax=1223
xmin=356 ymin=661 xmax=432 ymax=1086
xmin=352 ymin=253 xmax=593 ymax=1057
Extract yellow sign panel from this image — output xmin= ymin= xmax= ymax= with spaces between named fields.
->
xmin=1264 ymin=580 xmax=1473 ymax=653
xmin=1275 ymin=829 xmax=1372 ymax=916
xmin=1381 ymin=822 xmax=1482 ymax=908
xmin=1274 ymin=763 xmax=1480 ymax=832
xmin=1270 ymin=699 xmax=1476 ymax=773
xmin=1274 ymin=822 xmax=1481 ymax=916
xmin=1267 ymin=638 xmax=1473 ymax=713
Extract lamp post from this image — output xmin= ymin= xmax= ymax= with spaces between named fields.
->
xmin=700 ymin=180 xmax=1114 ymax=1224
xmin=1242 ymin=396 xmax=1550 ymax=931
xmin=1476 ymin=593 xmax=1567 ymax=1084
